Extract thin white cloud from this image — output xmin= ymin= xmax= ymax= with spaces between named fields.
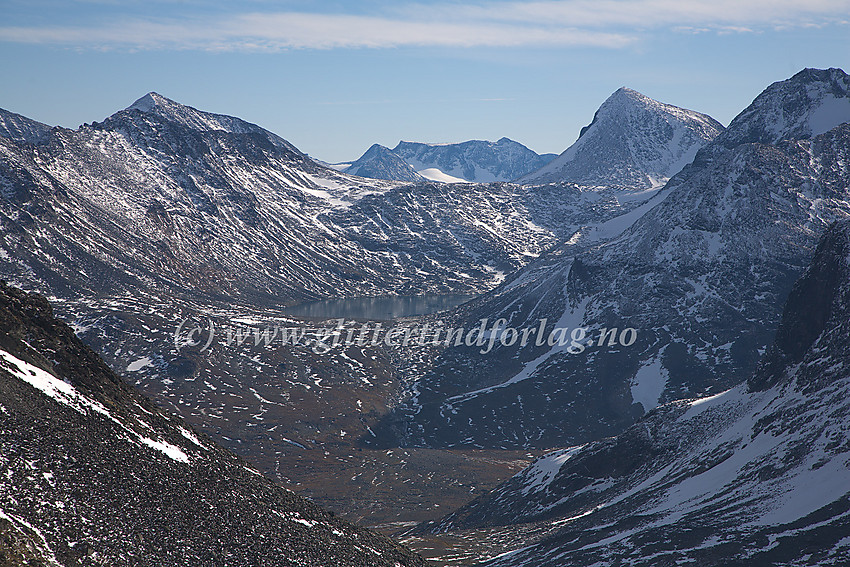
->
xmin=0 ymin=12 xmax=633 ymax=50
xmin=451 ymin=0 xmax=850 ymax=29
xmin=229 ymin=12 xmax=633 ymax=49
xmin=0 ymin=0 xmax=846 ymax=51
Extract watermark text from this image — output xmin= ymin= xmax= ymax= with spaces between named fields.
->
xmin=175 ymin=317 xmax=638 ymax=355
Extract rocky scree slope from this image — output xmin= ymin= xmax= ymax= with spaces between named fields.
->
xmin=0 ymin=282 xmax=424 ymax=567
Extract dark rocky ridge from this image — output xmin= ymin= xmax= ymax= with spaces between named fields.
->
xmin=750 ymin=218 xmax=850 ymax=391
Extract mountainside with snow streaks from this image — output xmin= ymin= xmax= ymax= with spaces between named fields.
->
xmin=0 ymin=93 xmax=541 ymax=305
xmin=426 ymin=218 xmax=850 ymax=567
xmin=390 ymin=138 xmax=556 ymax=183
xmin=0 ymin=282 xmax=424 ymax=567
xmin=1 ymin=92 xmax=680 ymax=310
xmin=0 ymin=108 xmax=53 ymax=145
xmin=5 ymin=70 xmax=848 ymax=547
xmin=0 ymin=90 xmax=682 ymax=531
xmin=520 ymin=87 xmax=723 ymax=187
xmin=324 ymin=182 xmax=668 ymax=282
xmin=371 ymin=68 xmax=850 ymax=451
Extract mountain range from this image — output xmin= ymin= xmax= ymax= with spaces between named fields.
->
xmin=0 ymin=84 xmax=683 ymax=493
xmin=2 ymin=68 xmax=850 ymax=565
xmin=342 ymin=138 xmax=557 ymax=183
xmin=340 ymin=88 xmax=722 ymax=188
xmin=372 ymin=68 xmax=850 ymax=452
xmin=0 ymin=88 xmax=651 ymax=532
xmin=0 ymin=92 xmax=555 ymax=305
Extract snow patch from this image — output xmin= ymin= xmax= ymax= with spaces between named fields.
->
xmin=808 ymin=94 xmax=850 ymax=137
xmin=299 ymin=186 xmax=351 ymax=208
xmin=447 ymin=297 xmax=590 ymax=403
xmin=0 ymin=349 xmax=112 ymax=418
xmin=630 ymin=356 xmax=669 ymax=412
xmin=138 ymin=436 xmax=189 ymax=464
xmin=0 ymin=349 xmax=191 ymax=464
xmin=417 ymin=168 xmax=468 ymax=183
xmin=0 ymin=509 xmax=63 ymax=567
xmin=179 ymin=426 xmax=205 ymax=448
xmin=126 ymin=356 xmax=153 ymax=372
xmin=520 ymin=446 xmax=585 ymax=495
xmin=681 ymin=386 xmax=739 ymax=420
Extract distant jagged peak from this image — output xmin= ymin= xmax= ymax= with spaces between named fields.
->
xmin=362 ymin=142 xmax=399 ymax=156
xmin=389 ymin=138 xmax=553 ymax=182
xmin=394 ymin=137 xmax=530 ymax=151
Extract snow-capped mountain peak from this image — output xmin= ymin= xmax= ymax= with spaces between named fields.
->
xmin=603 ymin=85 xmax=650 ymax=106
xmin=125 ymin=91 xmax=224 ymax=129
xmin=122 ymin=91 xmax=302 ymax=153
xmin=520 ymin=88 xmax=723 ymax=187
xmin=127 ymin=91 xmax=168 ymax=112
xmin=714 ymin=67 xmax=850 ymax=150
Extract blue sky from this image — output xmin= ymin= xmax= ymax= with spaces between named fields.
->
xmin=0 ymin=1 xmax=848 ymax=162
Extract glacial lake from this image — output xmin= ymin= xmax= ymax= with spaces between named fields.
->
xmin=283 ymin=294 xmax=477 ymax=320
